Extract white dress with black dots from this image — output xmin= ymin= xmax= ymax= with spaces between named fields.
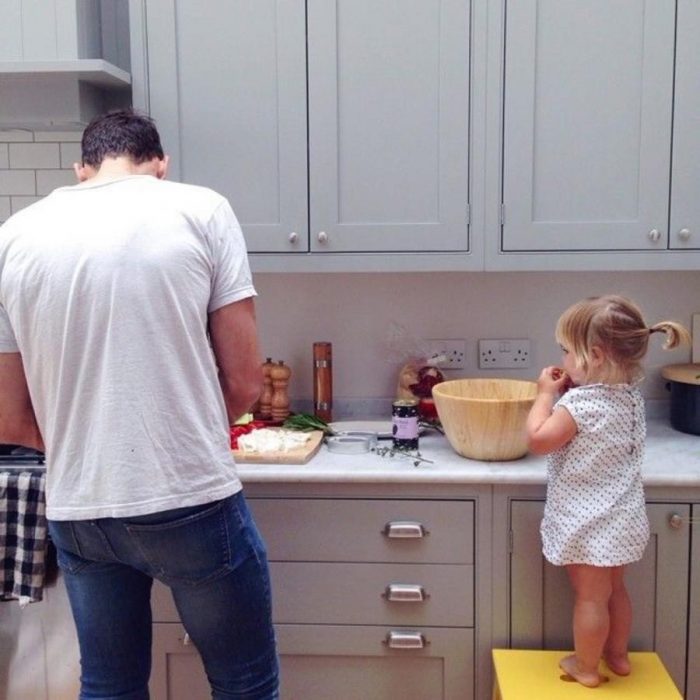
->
xmin=541 ymin=383 xmax=650 ymax=567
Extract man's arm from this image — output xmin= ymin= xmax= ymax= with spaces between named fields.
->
xmin=0 ymin=352 xmax=44 ymax=451
xmin=208 ymin=297 xmax=263 ymax=424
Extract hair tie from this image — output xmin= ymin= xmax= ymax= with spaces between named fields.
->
xmin=648 ymin=327 xmax=662 ymax=334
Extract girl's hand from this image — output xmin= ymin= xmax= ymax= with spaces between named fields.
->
xmin=537 ymin=366 xmax=570 ymax=395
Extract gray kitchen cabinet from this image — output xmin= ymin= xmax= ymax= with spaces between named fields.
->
xmin=150 ymin=496 xmax=477 ymax=699
xmin=151 ymin=623 xmax=473 ymax=700
xmin=687 ymin=504 xmax=700 ymax=700
xmin=500 ymin=0 xmax=675 ymax=253
xmin=508 ymin=500 xmax=690 ymax=695
xmin=669 ymin=0 xmax=700 ymax=251
xmin=307 ymin=0 xmax=470 ymax=253
xmin=143 ymin=0 xmax=308 ymax=254
xmin=139 ymin=0 xmax=471 ymax=257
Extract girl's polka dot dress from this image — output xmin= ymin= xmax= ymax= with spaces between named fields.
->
xmin=541 ymin=384 xmax=650 ymax=567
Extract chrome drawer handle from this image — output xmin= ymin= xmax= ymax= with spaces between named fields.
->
xmin=382 ymin=521 xmax=429 ymax=538
xmin=383 ymin=630 xmax=429 ymax=649
xmin=382 ymin=583 xmax=429 ymax=603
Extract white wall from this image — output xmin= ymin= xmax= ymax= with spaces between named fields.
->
xmin=254 ymin=270 xmax=699 ymax=407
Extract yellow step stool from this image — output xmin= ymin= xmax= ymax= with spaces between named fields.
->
xmin=492 ymin=649 xmax=683 ymax=700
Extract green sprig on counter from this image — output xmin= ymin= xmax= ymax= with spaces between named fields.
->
xmin=282 ymin=413 xmax=336 ymax=435
xmin=372 ymin=445 xmax=433 ymax=467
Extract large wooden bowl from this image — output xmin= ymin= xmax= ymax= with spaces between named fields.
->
xmin=432 ymin=378 xmax=538 ymax=461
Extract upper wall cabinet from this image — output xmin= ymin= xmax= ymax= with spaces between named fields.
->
xmin=307 ymin=0 xmax=470 ymax=253
xmin=145 ymin=0 xmax=308 ymax=254
xmin=501 ymin=0 xmax=674 ymax=253
xmin=490 ymin=0 xmax=700 ymax=269
xmin=142 ymin=0 xmax=472 ymax=258
xmin=669 ymin=0 xmax=700 ymax=251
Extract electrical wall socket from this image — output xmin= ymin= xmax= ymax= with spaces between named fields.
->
xmin=479 ymin=339 xmax=531 ymax=369
xmin=425 ymin=339 xmax=466 ymax=369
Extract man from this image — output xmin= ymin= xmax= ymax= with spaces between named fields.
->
xmin=0 ymin=110 xmax=278 ymax=699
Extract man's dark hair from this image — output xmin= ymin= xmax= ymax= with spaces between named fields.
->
xmin=81 ymin=109 xmax=164 ymax=167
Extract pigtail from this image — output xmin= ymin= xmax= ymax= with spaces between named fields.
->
xmin=648 ymin=321 xmax=691 ymax=350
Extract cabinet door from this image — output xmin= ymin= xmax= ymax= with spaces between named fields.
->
xmin=688 ymin=504 xmax=700 ymax=700
xmin=502 ymin=1 xmax=675 ymax=251
xmin=669 ymin=0 xmax=700 ymax=251
xmin=145 ymin=0 xmax=308 ymax=253
xmin=308 ymin=0 xmax=470 ymax=252
xmin=509 ymin=500 xmax=689 ymax=695
xmin=151 ymin=623 xmax=473 ymax=700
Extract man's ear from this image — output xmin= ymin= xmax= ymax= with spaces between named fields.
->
xmin=73 ymin=162 xmax=95 ymax=183
xmin=155 ymin=155 xmax=169 ymax=180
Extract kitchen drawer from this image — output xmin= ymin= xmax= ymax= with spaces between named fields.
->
xmin=247 ymin=498 xmax=474 ymax=564
xmin=152 ymin=562 xmax=473 ymax=626
xmin=151 ymin=623 xmax=474 ymax=700
xmin=270 ymin=561 xmax=473 ymax=627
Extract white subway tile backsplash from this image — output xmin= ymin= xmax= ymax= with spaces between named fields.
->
xmin=0 ymin=144 xmax=7 ymax=169
xmin=60 ymin=142 xmax=82 ymax=168
xmin=34 ymin=130 xmax=83 ymax=143
xmin=0 ymin=170 xmax=36 ymax=195
xmin=0 ymin=196 xmax=10 ymax=221
xmin=10 ymin=196 xmax=42 ymax=214
xmin=10 ymin=143 xmax=60 ymax=169
xmin=36 ymin=169 xmax=75 ymax=194
xmin=0 ymin=129 xmax=34 ymax=143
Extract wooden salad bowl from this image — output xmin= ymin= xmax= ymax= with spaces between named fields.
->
xmin=432 ymin=378 xmax=537 ymax=461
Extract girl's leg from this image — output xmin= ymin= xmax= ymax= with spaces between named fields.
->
xmin=604 ymin=565 xmax=632 ymax=675
xmin=562 ymin=564 xmax=613 ymax=688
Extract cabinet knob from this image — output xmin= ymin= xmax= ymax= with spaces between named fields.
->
xmin=678 ymin=228 xmax=691 ymax=241
xmin=647 ymin=229 xmax=661 ymax=243
xmin=383 ymin=630 xmax=429 ymax=649
xmin=288 ymin=231 xmax=299 ymax=244
xmin=382 ymin=521 xmax=429 ymax=538
xmin=182 ymin=632 xmax=192 ymax=646
xmin=317 ymin=231 xmax=328 ymax=244
xmin=382 ymin=583 xmax=429 ymax=603
xmin=668 ymin=513 xmax=684 ymax=529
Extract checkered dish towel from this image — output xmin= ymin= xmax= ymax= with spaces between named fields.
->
xmin=1 ymin=471 xmax=47 ymax=607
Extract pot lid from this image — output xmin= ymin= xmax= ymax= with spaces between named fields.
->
xmin=661 ymin=363 xmax=700 ymax=385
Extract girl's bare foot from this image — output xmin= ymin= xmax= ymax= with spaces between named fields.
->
xmin=559 ymin=654 xmax=604 ymax=688
xmin=604 ymin=653 xmax=631 ymax=676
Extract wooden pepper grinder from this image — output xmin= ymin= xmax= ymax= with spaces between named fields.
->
xmin=258 ymin=357 xmax=275 ymax=419
xmin=270 ymin=361 xmax=292 ymax=422
xmin=313 ymin=342 xmax=333 ymax=423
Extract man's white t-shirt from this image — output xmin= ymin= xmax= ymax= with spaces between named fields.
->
xmin=0 ymin=175 xmax=255 ymax=520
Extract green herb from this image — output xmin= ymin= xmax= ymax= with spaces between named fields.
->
xmin=372 ymin=445 xmax=433 ymax=467
xmin=419 ymin=418 xmax=444 ymax=434
xmin=283 ymin=413 xmax=335 ymax=435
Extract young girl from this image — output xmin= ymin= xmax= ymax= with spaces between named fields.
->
xmin=526 ymin=295 xmax=690 ymax=688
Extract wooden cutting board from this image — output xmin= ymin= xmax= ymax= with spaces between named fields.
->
xmin=232 ymin=429 xmax=325 ymax=464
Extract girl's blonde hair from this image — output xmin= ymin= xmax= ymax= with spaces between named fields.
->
xmin=555 ymin=295 xmax=690 ymax=383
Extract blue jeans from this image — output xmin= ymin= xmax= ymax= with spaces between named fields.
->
xmin=48 ymin=491 xmax=279 ymax=700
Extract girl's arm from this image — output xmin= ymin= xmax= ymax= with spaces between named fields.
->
xmin=526 ymin=366 xmax=577 ymax=455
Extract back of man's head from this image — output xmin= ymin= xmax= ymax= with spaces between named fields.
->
xmin=81 ymin=109 xmax=164 ymax=168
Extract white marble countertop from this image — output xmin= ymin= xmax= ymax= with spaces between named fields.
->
xmin=236 ymin=418 xmax=700 ymax=487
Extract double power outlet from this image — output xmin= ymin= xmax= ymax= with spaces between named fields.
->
xmin=424 ymin=338 xmax=531 ymax=370
xmin=478 ymin=339 xmax=531 ymax=369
